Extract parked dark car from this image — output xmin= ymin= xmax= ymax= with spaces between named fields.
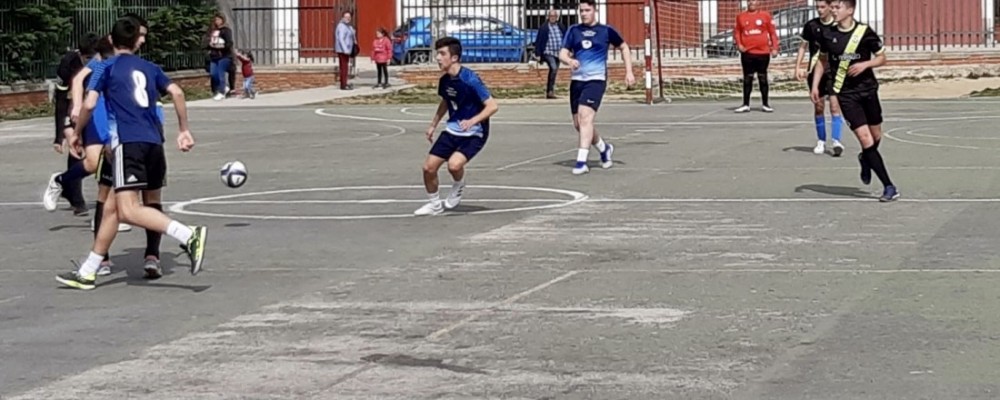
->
xmin=703 ymin=5 xmax=817 ymax=58
xmin=392 ymin=15 xmax=538 ymax=65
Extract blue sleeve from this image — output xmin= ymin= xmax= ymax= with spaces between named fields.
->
xmin=87 ymin=60 xmax=108 ymax=92
xmin=471 ymin=75 xmax=491 ymax=103
xmin=561 ymin=26 xmax=576 ymax=50
xmin=154 ymin=66 xmax=172 ymax=93
xmin=608 ymin=26 xmax=625 ymax=48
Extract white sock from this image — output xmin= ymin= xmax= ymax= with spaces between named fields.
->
xmin=577 ymin=148 xmax=589 ymax=163
xmin=166 ymin=220 xmax=193 ymax=244
xmin=78 ymin=251 xmax=104 ymax=277
xmin=428 ymin=191 xmax=440 ymax=203
xmin=594 ymin=138 xmax=607 ymax=152
xmin=452 ymin=178 xmax=465 ymax=187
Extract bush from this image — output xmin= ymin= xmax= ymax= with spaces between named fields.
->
xmin=0 ymin=0 xmax=79 ymax=83
xmin=144 ymin=1 xmax=218 ymax=72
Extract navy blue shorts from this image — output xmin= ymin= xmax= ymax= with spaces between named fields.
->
xmin=83 ymin=125 xmax=104 ymax=147
xmin=429 ymin=131 xmax=488 ymax=161
xmin=570 ymin=80 xmax=607 ymax=114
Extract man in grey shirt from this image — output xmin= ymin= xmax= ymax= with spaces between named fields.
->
xmin=532 ymin=9 xmax=565 ymax=99
xmin=335 ymin=11 xmax=356 ymax=90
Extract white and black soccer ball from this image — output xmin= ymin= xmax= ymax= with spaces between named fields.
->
xmin=220 ymin=161 xmax=248 ymax=189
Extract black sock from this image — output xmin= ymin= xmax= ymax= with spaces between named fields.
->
xmin=862 ymin=145 xmax=893 ymax=187
xmin=93 ymin=201 xmax=103 ymax=240
xmin=145 ymin=203 xmax=163 ymax=259
xmin=758 ymin=74 xmax=770 ymax=106
xmin=871 ymin=139 xmax=880 ymax=150
xmin=742 ymin=75 xmax=753 ymax=106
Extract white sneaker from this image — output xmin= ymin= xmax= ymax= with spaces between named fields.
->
xmin=43 ymin=172 xmax=63 ymax=212
xmin=96 ymin=263 xmax=112 ymax=276
xmin=734 ymin=105 xmax=751 ymax=113
xmin=213 ymin=93 xmax=225 ymax=101
xmin=572 ymin=164 xmax=590 ymax=175
xmin=599 ymin=142 xmax=614 ymax=169
xmin=118 ymin=223 xmax=132 ymax=232
xmin=761 ymin=105 xmax=774 ymax=113
xmin=414 ymin=201 xmax=444 ymax=216
xmin=444 ymin=183 xmax=465 ymax=209
xmin=831 ymin=140 xmax=844 ymax=157
xmin=813 ymin=140 xmax=826 ymax=155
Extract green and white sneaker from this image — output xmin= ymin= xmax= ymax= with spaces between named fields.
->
xmin=55 ymin=271 xmax=96 ymax=290
xmin=182 ymin=226 xmax=208 ymax=275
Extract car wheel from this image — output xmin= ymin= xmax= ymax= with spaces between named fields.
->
xmin=408 ymin=51 xmax=431 ymax=64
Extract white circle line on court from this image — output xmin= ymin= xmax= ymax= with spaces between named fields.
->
xmin=314 ymin=108 xmax=1000 ymax=126
xmin=10 ymin=195 xmax=1000 ymax=210
xmin=167 ymin=185 xmax=588 ymax=220
xmin=883 ymin=127 xmax=992 ymax=150
xmin=897 ymin=127 xmax=1000 ymax=142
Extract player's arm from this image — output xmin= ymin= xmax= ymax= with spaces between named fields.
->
xmin=466 ymin=97 xmax=499 ymax=128
xmin=425 ymin=99 xmax=448 ymax=142
xmin=559 ymin=27 xmax=578 ymax=67
xmin=609 ymin=28 xmax=635 ymax=86
xmin=734 ymin=15 xmax=745 ymax=52
xmin=70 ymin=66 xmax=93 ymax=122
xmin=850 ymin=28 xmax=886 ymax=76
xmin=165 ymin=83 xmax=189 ymax=132
xmin=767 ymin=14 xmax=780 ymax=55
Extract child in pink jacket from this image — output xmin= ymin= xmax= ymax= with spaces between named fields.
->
xmin=372 ymin=27 xmax=392 ymax=88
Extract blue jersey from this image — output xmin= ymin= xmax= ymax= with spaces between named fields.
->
xmin=438 ymin=67 xmax=492 ymax=137
xmin=562 ymin=23 xmax=624 ymax=81
xmin=90 ymin=54 xmax=171 ymax=145
xmin=83 ymin=58 xmax=112 ymax=145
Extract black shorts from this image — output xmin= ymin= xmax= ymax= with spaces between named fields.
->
xmin=570 ymin=80 xmax=607 ymax=114
xmin=430 ymin=131 xmax=488 ymax=161
xmin=97 ymin=149 xmax=114 ymax=187
xmin=807 ymin=71 xmax=831 ymax=97
xmin=836 ymin=89 xmax=883 ymax=130
xmin=740 ymin=53 xmax=771 ymax=75
xmin=113 ymin=142 xmax=167 ymax=192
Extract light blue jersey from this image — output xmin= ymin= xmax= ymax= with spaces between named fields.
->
xmin=562 ymin=23 xmax=625 ymax=82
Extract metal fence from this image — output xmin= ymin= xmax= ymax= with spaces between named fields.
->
xmin=231 ymin=0 xmax=355 ymax=65
xmin=655 ymin=0 xmax=999 ymax=59
xmin=0 ymin=0 xmax=213 ymax=84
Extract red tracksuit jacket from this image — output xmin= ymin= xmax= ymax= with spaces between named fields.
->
xmin=735 ymin=10 xmax=779 ymax=55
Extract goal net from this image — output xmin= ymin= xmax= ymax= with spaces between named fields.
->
xmin=648 ymin=0 xmax=817 ymax=102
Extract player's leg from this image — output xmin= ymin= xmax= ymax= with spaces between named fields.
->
xmin=826 ymin=76 xmax=845 ymax=156
xmin=114 ymin=143 xmax=208 ymax=274
xmin=55 ymin=187 xmax=121 ymax=290
xmin=141 ymin=189 xmax=164 ymax=279
xmin=758 ymin=55 xmax=773 ymax=112
xmin=860 ymin=91 xmax=896 ymax=201
xmin=574 ymin=105 xmax=597 ymax=175
xmin=43 ymin=139 xmax=97 ymax=213
xmin=416 ymin=148 xmax=448 ymax=216
xmin=736 ymin=53 xmax=753 ymax=112
xmin=443 ymin=133 xmax=487 ymax=210
xmin=809 ymin=71 xmax=827 ymax=154
xmin=837 ymin=93 xmax=871 ymax=185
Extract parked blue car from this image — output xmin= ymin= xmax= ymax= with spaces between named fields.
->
xmin=392 ymin=16 xmax=538 ymax=65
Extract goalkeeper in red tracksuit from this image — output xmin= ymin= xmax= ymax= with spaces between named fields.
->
xmin=734 ymin=0 xmax=779 ymax=113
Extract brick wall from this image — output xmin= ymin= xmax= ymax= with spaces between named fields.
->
xmin=397 ymin=53 xmax=1000 ymax=89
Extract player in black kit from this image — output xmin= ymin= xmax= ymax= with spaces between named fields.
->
xmin=795 ymin=0 xmax=843 ymax=156
xmin=811 ymin=0 xmax=899 ymax=202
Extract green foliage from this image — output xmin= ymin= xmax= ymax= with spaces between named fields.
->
xmin=145 ymin=2 xmax=217 ymax=72
xmin=0 ymin=0 xmax=79 ymax=83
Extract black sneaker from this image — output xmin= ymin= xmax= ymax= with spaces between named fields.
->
xmin=858 ymin=153 xmax=872 ymax=185
xmin=183 ymin=226 xmax=208 ymax=275
xmin=55 ymin=271 xmax=96 ymax=290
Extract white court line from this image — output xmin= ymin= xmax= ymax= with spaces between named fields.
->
xmin=903 ymin=130 xmax=1000 ymax=141
xmin=496 ymin=149 xmax=576 ymax=170
xmin=682 ymin=107 xmax=722 ymax=122
xmin=316 ymin=108 xmax=1000 ymax=126
xmin=199 ymin=199 xmax=566 ymax=204
xmin=0 ymin=295 xmax=24 ymax=305
xmin=426 ymin=270 xmax=579 ymax=341
xmin=586 ymin=198 xmax=1000 ymax=203
xmin=883 ymin=127 xmax=991 ymax=150
xmin=635 ymin=128 xmax=665 ymax=132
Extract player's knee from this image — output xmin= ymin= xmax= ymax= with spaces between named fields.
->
xmin=447 ymin=161 xmax=464 ymax=175
xmin=83 ymin=156 xmax=99 ymax=173
xmin=422 ymin=162 xmax=439 ymax=176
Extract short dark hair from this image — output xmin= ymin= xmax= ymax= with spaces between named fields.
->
xmin=579 ymin=0 xmax=597 ymax=8
xmin=120 ymin=12 xmax=148 ymax=28
xmin=111 ymin=16 xmax=143 ymax=50
xmin=836 ymin=0 xmax=856 ymax=8
xmin=435 ymin=36 xmax=462 ymax=60
xmin=816 ymin=0 xmax=831 ymax=3
xmin=77 ymin=32 xmax=100 ymax=56
xmin=95 ymin=35 xmax=115 ymax=59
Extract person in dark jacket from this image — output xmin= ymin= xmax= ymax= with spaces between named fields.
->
xmin=533 ymin=9 xmax=566 ymax=99
xmin=51 ymin=33 xmax=100 ymax=216
xmin=206 ymin=13 xmax=235 ymax=100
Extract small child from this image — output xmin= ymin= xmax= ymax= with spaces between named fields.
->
xmin=236 ymin=51 xmax=257 ymax=99
xmin=372 ymin=28 xmax=392 ymax=88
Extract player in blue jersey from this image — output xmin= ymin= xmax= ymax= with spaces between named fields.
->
xmin=414 ymin=37 xmax=499 ymax=216
xmin=56 ymin=16 xmax=207 ymax=290
xmin=560 ymin=0 xmax=635 ymax=175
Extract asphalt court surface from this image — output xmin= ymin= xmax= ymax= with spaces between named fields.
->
xmin=4 ymin=98 xmax=1000 ymax=399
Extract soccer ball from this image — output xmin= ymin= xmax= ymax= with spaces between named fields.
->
xmin=220 ymin=161 xmax=248 ymax=189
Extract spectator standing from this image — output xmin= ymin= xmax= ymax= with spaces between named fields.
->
xmin=206 ymin=13 xmax=235 ymax=101
xmin=372 ymin=27 xmax=393 ymax=88
xmin=533 ymin=9 xmax=565 ymax=99
xmin=734 ymin=0 xmax=779 ymax=113
xmin=335 ymin=11 xmax=356 ymax=90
